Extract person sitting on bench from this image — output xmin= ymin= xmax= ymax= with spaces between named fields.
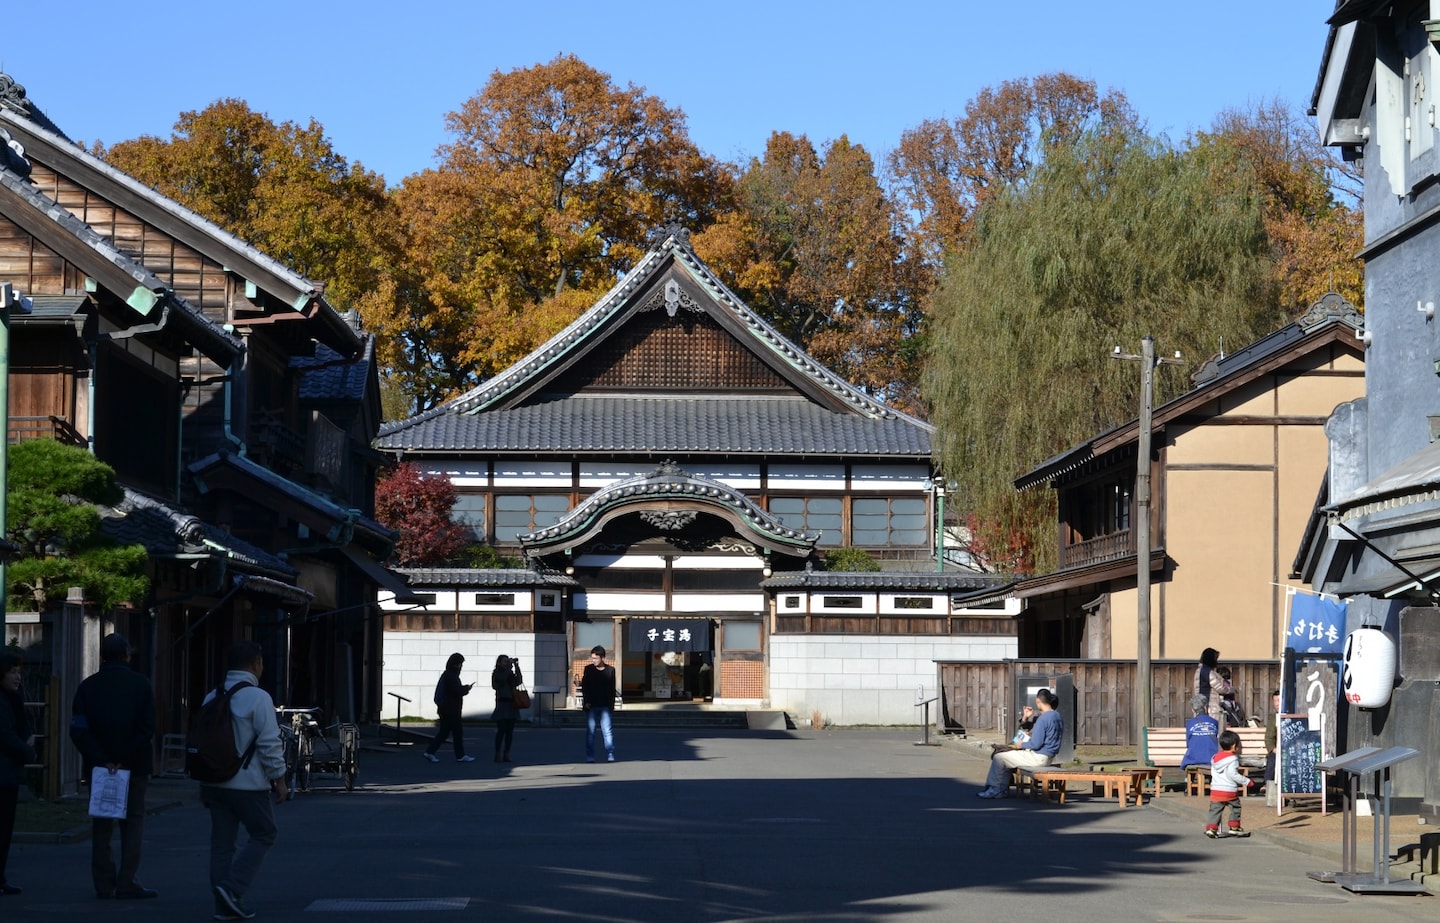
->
xmin=1181 ymin=693 xmax=1220 ymax=771
xmin=977 ymin=689 xmax=1063 ymax=799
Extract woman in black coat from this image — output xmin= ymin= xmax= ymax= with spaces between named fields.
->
xmin=491 ymin=655 xmax=524 ymax=763
xmin=423 ymin=653 xmax=474 ymax=763
xmin=0 ymin=651 xmax=36 ymax=896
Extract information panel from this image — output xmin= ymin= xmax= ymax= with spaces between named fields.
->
xmin=1278 ymin=713 xmax=1322 ymax=795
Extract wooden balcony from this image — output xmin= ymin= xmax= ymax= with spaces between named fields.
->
xmin=1059 ymin=528 xmax=1133 ymax=569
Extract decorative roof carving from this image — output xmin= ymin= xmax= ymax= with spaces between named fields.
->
xmin=1298 ymin=291 xmax=1364 ymax=332
xmin=638 ymin=510 xmax=697 ymax=530
xmin=0 ymin=74 xmax=29 ymax=117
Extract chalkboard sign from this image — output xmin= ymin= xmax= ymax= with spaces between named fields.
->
xmin=1278 ymin=713 xmax=1322 ymax=795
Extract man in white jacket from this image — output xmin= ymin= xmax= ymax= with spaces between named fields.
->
xmin=202 ymin=641 xmax=287 ymax=921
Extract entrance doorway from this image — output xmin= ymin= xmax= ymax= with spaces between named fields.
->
xmin=621 ymin=618 xmax=714 ymax=702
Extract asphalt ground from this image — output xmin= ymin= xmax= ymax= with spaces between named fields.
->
xmin=2 ymin=726 xmax=1433 ymax=922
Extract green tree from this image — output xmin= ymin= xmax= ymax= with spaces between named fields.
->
xmin=925 ymin=130 xmax=1288 ymax=573
xmin=5 ymin=440 xmax=148 ymax=611
xmin=390 ymin=54 xmax=730 ymax=411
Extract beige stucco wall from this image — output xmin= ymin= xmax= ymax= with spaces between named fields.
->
xmin=1102 ymin=355 xmax=1362 ymax=663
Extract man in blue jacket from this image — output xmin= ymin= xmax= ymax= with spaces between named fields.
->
xmin=70 ymin=634 xmax=157 ymax=900
xmin=1180 ymin=693 xmax=1221 ymax=770
xmin=977 ymin=688 xmax=1064 ymax=798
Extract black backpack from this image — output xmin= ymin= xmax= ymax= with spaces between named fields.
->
xmin=186 ymin=681 xmax=258 ymax=783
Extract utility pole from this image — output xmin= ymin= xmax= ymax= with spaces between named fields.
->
xmin=1111 ymin=336 xmax=1182 ymax=764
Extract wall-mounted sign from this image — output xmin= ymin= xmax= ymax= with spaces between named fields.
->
xmin=627 ymin=619 xmax=711 ymax=652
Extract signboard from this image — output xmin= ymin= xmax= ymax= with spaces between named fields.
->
xmin=1278 ymin=713 xmax=1322 ymax=797
xmin=626 ymin=619 xmax=711 ymax=652
xmin=1285 ymin=589 xmax=1346 ymax=655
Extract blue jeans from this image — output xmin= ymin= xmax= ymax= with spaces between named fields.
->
xmin=203 ymin=787 xmax=277 ymax=898
xmin=586 ymin=707 xmax=614 ymax=760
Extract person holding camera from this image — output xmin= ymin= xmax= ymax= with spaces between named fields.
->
xmin=491 ymin=655 xmax=524 ymax=763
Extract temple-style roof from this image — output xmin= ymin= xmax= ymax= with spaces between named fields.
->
xmin=379 ymin=231 xmax=932 ymax=458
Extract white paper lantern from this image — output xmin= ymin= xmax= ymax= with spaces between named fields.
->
xmin=1342 ymin=627 xmax=1397 ymax=708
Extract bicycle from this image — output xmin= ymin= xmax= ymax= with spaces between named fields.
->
xmin=276 ymin=707 xmax=359 ymax=793
xmin=276 ymin=707 xmax=321 ymax=797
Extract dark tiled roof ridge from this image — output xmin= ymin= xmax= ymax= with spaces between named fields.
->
xmin=379 ymin=232 xmax=932 ymax=439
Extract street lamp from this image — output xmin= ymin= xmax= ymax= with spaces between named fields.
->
xmin=1111 ymin=336 xmax=1182 ymax=764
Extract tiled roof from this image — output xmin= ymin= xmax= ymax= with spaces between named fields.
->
xmin=99 ymin=489 xmax=297 ymax=577
xmin=381 ymin=232 xmax=934 ymax=449
xmin=398 ymin=567 xmax=580 ymax=588
xmin=297 ymin=332 xmax=373 ymax=402
xmin=377 ymin=395 xmax=931 ymax=457
xmin=761 ymin=571 xmax=1010 ymax=593
xmin=1015 ymin=298 xmax=1364 ymax=490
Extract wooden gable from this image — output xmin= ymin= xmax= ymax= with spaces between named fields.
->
xmin=547 ymin=306 xmax=791 ymax=396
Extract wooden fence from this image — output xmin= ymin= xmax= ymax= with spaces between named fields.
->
xmin=937 ymin=659 xmax=1281 ymax=747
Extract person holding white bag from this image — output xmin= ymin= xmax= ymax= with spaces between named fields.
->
xmin=70 ymin=633 xmax=157 ymax=900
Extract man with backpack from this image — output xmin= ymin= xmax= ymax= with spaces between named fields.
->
xmin=199 ymin=641 xmax=287 ymax=921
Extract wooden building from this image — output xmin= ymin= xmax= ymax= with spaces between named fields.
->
xmin=1006 ymin=296 xmax=1365 ymax=720
xmin=377 ymin=231 xmax=1010 ymax=725
xmin=0 ymin=74 xmax=410 ymax=759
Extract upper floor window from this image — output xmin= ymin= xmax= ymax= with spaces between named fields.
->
xmin=1073 ymin=477 xmax=1132 ymax=539
xmin=452 ymin=493 xmax=487 ymax=539
xmin=494 ymin=494 xmax=570 ymax=544
xmin=853 ymin=497 xmax=927 ymax=547
xmin=770 ymin=496 xmax=843 ymax=546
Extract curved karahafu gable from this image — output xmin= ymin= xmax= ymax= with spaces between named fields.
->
xmin=520 ymin=461 xmax=819 ymax=557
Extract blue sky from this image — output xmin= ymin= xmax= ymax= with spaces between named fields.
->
xmin=1 ymin=2 xmax=1333 ymax=186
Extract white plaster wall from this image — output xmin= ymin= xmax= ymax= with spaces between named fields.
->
xmin=383 ymin=632 xmax=569 ymax=720
xmin=767 ymin=634 xmax=1016 ymax=726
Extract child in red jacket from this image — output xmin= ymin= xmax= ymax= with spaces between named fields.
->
xmin=1205 ymin=730 xmax=1254 ymax=838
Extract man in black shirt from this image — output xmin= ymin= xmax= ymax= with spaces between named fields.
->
xmin=578 ymin=646 xmax=617 ymax=762
xmin=70 ymin=634 xmax=157 ymax=900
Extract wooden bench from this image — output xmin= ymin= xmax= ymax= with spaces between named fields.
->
xmin=1020 ymin=767 xmax=1162 ymax=806
xmin=1143 ymin=725 xmax=1266 ymax=795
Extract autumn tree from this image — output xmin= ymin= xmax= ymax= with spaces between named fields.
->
xmin=373 ymin=463 xmax=469 ymax=567
xmin=925 ymin=129 xmax=1289 ymax=573
xmin=693 ymin=132 xmax=923 ymax=407
xmin=888 ymin=73 xmax=1140 ymax=266
xmin=97 ymin=99 xmax=403 ymax=334
xmin=389 ymin=55 xmax=730 ymax=412
xmin=5 ymin=440 xmax=148 ymax=611
xmin=1194 ymin=99 xmax=1364 ymax=312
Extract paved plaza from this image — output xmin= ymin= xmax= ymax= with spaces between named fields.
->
xmin=5 ymin=726 xmax=1432 ymax=921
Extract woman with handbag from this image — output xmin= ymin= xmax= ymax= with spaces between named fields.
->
xmin=491 ymin=655 xmax=526 ymax=763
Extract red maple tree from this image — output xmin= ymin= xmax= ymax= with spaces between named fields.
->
xmin=374 ymin=463 xmax=470 ymax=566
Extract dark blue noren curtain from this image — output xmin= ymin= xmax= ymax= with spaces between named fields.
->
xmin=627 ymin=619 xmax=712 ymax=652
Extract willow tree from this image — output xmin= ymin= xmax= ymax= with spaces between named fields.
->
xmin=925 ymin=130 xmax=1289 ymax=573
